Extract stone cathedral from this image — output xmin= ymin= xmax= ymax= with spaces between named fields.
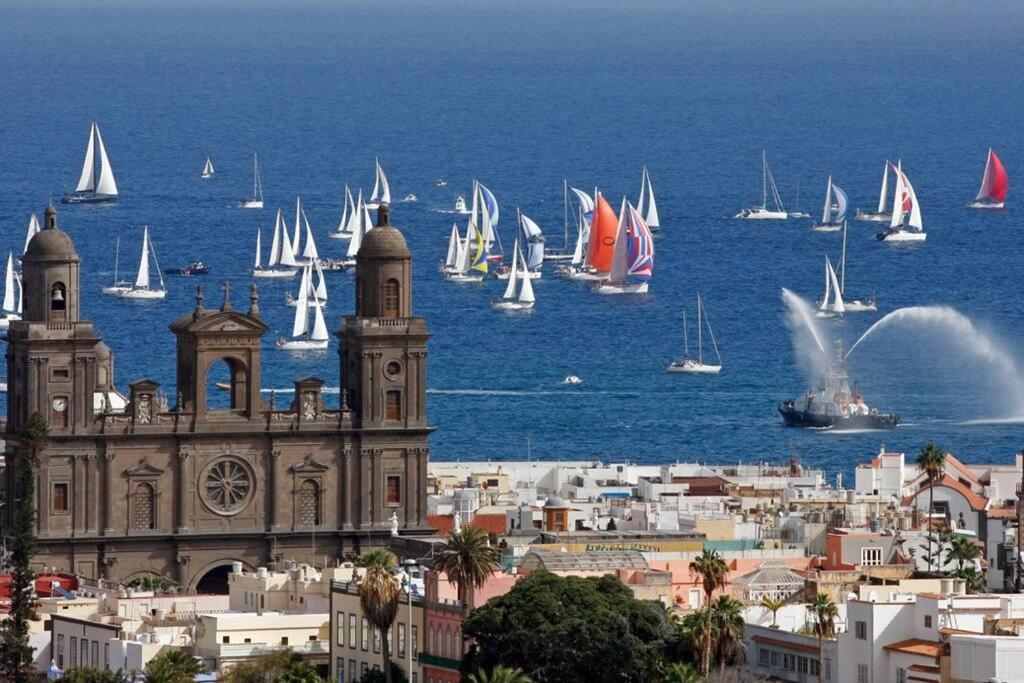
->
xmin=3 ymin=205 xmax=431 ymax=592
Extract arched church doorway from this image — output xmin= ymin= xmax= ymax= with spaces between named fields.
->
xmin=195 ymin=564 xmax=233 ymax=595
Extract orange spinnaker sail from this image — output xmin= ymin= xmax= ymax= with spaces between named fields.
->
xmin=586 ymin=194 xmax=619 ymax=272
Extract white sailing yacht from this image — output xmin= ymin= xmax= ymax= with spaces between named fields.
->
xmin=329 ymin=185 xmax=356 ymax=240
xmin=102 ymin=237 xmax=133 ymax=295
xmin=855 ymin=161 xmax=893 ymax=222
xmin=287 ymin=261 xmax=328 ymax=307
xmin=667 ymin=294 xmax=722 ymax=374
xmin=276 ymin=278 xmax=329 ymax=350
xmin=0 ymin=253 xmax=22 ymax=330
xmin=200 ymin=156 xmax=215 ymax=179
xmin=23 ymin=213 xmax=40 ymax=255
xmin=815 ymin=256 xmax=845 ymax=318
xmin=967 ymin=148 xmax=1007 ymax=209
xmin=340 ymin=190 xmax=375 ymax=268
xmin=63 ymin=121 xmax=118 ymax=204
xmin=238 ymin=153 xmax=264 ymax=209
xmin=812 ymin=176 xmax=849 ymax=232
xmin=735 ymin=151 xmax=787 ymax=219
xmin=365 ymin=158 xmax=391 ymax=210
xmin=290 ymin=197 xmax=319 ymax=264
xmin=253 ymin=210 xmax=300 ymax=278
xmin=593 ymin=200 xmax=655 ymax=295
xmin=876 ymin=161 xmax=926 ymax=242
xmin=445 ymin=218 xmax=487 ymax=283
xmin=116 ymin=226 xmax=166 ymax=300
xmin=544 ymin=180 xmax=575 ymax=262
xmin=835 ymin=222 xmax=876 ymax=312
xmin=497 ymin=211 xmax=544 ymax=280
xmin=637 ymin=166 xmax=661 ymax=231
xmin=441 ymin=224 xmax=462 ymax=274
xmin=490 ymin=239 xmax=535 ymax=310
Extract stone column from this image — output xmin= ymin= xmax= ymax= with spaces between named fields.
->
xmin=360 ymin=449 xmax=373 ymax=529
xmin=102 ymin=452 xmax=115 ymax=535
xmin=85 ymin=453 xmax=97 ymax=533
xmin=176 ymin=447 xmax=192 ymax=533
xmin=341 ymin=447 xmax=354 ymax=530
xmin=26 ymin=357 xmax=39 ymax=419
xmin=404 ymin=448 xmax=416 ymax=527
xmin=35 ymin=457 xmax=47 ymax=537
xmin=268 ymin=449 xmax=282 ymax=531
xmin=73 ymin=454 xmax=83 ymax=534
xmin=418 ymin=447 xmax=429 ymax=526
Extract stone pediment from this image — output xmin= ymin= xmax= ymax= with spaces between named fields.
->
xmin=290 ymin=454 xmax=330 ymax=474
xmin=125 ymin=459 xmax=164 ymax=477
xmin=170 ymin=310 xmax=268 ymax=335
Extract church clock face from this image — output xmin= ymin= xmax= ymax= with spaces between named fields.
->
xmin=200 ymin=458 xmax=254 ymax=516
xmin=52 ymin=397 xmax=67 ymax=412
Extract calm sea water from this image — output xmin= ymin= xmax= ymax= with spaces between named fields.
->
xmin=3 ymin=1 xmax=1024 ymax=481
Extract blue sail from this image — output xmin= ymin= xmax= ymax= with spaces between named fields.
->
xmin=831 ymin=183 xmax=849 ymax=223
xmin=478 ymin=183 xmax=500 ymax=228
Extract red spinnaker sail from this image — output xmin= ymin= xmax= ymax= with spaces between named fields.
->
xmin=586 ymin=194 xmax=619 ymax=272
xmin=988 ymin=149 xmax=1008 ymax=202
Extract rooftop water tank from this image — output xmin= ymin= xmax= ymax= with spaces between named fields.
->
xmin=232 ymin=561 xmax=243 ymax=575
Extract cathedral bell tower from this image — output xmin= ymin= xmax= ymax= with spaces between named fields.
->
xmin=7 ymin=206 xmax=101 ymax=435
xmin=338 ymin=204 xmax=430 ymax=430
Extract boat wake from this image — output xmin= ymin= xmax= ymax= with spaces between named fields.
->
xmin=958 ymin=416 xmax=1024 ymax=426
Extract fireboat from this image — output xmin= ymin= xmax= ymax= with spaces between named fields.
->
xmin=778 ymin=340 xmax=900 ymax=430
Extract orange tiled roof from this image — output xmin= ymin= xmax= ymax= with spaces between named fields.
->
xmin=988 ymin=505 xmax=1016 ymax=519
xmin=426 ymin=513 xmax=508 ymax=536
xmin=902 ymin=474 xmax=988 ymax=511
xmin=427 ymin=514 xmax=455 ymax=534
xmin=915 ymin=592 xmax=945 ymax=600
xmin=938 ymin=627 xmax=981 ymax=635
xmin=883 ymin=638 xmax=942 ymax=660
xmin=944 ymin=454 xmax=981 ymax=487
xmin=908 ymin=663 xmax=941 ymax=673
xmin=751 ymin=635 xmax=819 ymax=655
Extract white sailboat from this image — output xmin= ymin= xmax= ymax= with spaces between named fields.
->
xmin=63 ymin=121 xmax=118 ymax=204
xmin=238 ymin=153 xmax=264 ymax=209
xmin=835 ymin=221 xmax=876 ymax=312
xmin=445 ymin=217 xmax=487 ymax=283
xmin=365 ymin=158 xmax=391 ymax=210
xmin=855 ymin=161 xmax=893 ymax=222
xmin=876 ymin=161 xmax=926 ymax=242
xmin=329 ymin=185 xmax=356 ymax=240
xmin=290 ymin=197 xmax=319 ymax=264
xmin=490 ymin=239 xmax=535 ymax=310
xmin=735 ymin=151 xmax=787 ymax=219
xmin=287 ymin=261 xmax=328 ymax=307
xmin=200 ymin=156 xmax=215 ymax=179
xmin=253 ymin=210 xmax=300 ymax=278
xmin=0 ymin=253 xmax=22 ymax=330
xmin=441 ymin=224 xmax=462 ymax=274
xmin=276 ymin=278 xmax=329 ymax=350
xmin=116 ymin=226 xmax=166 ymax=300
xmin=340 ymin=190 xmax=374 ymax=268
xmin=497 ymin=211 xmax=544 ymax=280
xmin=812 ymin=176 xmax=849 ymax=232
xmin=23 ymin=213 xmax=40 ymax=255
xmin=637 ymin=166 xmax=661 ymax=231
xmin=967 ymin=148 xmax=1007 ymax=209
xmin=815 ymin=256 xmax=846 ymax=318
xmin=593 ymin=200 xmax=654 ymax=294
xmin=102 ymin=237 xmax=133 ymax=295
xmin=667 ymin=294 xmax=722 ymax=374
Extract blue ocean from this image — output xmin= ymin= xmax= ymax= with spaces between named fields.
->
xmin=3 ymin=1 xmax=1024 ymax=481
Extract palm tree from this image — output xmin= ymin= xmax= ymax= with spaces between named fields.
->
xmin=945 ymin=535 xmax=980 ymax=572
xmin=688 ymin=549 xmax=729 ymax=676
xmin=356 ymin=547 xmax=399 ymax=571
xmin=679 ymin=610 xmax=714 ymax=673
xmin=808 ymin=593 xmax=837 ymax=683
xmin=358 ymin=550 xmax=400 ymax=683
xmin=759 ymin=597 xmax=785 ymax=628
xmin=663 ymin=662 xmax=701 ymax=683
xmin=142 ymin=649 xmax=201 ymax=683
xmin=467 ymin=665 xmax=533 ymax=683
xmin=431 ymin=526 xmax=501 ymax=605
xmin=916 ymin=442 xmax=946 ymax=574
xmin=711 ymin=595 xmax=745 ymax=674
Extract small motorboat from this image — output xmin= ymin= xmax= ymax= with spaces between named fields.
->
xmin=435 ymin=179 xmax=448 ymax=187
xmin=165 ymin=261 xmax=210 ymax=276
xmin=402 ymin=194 xmax=417 ymax=202
xmin=453 ymin=195 xmax=470 ymax=214
xmin=215 ymin=382 xmax=231 ymax=391
xmin=562 ymin=375 xmax=583 ymax=385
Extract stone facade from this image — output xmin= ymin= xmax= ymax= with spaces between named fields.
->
xmin=3 ymin=205 xmax=431 ymax=591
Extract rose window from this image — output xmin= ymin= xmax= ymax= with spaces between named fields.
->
xmin=203 ymin=459 xmax=253 ymax=514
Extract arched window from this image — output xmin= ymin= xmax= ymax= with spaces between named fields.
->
xmin=444 ymin=627 xmax=453 ymax=659
xmin=132 ymin=483 xmax=155 ymax=530
xmin=297 ymin=479 xmax=320 ymax=526
xmin=51 ymin=282 xmax=67 ymax=319
xmin=383 ymin=278 xmax=400 ymax=318
xmin=434 ymin=628 xmax=441 ymax=657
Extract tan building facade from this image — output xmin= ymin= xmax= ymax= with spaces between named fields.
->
xmin=3 ymin=205 xmax=431 ymax=591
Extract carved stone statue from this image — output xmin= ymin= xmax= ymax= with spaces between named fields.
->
xmin=453 ymin=513 xmax=462 ymax=534
xmin=137 ymin=394 xmax=152 ymax=424
xmin=302 ymin=392 xmax=316 ymax=420
xmin=389 ymin=511 xmax=399 ymax=537
xmin=592 ymin=508 xmax=601 ymax=530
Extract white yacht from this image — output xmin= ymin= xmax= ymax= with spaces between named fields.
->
xmin=876 ymin=161 xmax=926 ymax=242
xmin=453 ymin=195 xmax=470 ymax=214
xmin=0 ymin=253 xmax=22 ymax=330
xmin=735 ymin=151 xmax=787 ymax=220
xmin=490 ymin=239 xmax=535 ymax=311
xmin=667 ymin=294 xmax=722 ymax=374
xmin=63 ymin=121 xmax=118 ymax=204
xmin=277 ymin=282 xmax=329 ymax=350
xmin=102 ymin=237 xmax=133 ymax=295
xmin=365 ymin=158 xmax=391 ymax=210
xmin=200 ymin=156 xmax=215 ymax=179
xmin=253 ymin=210 xmax=300 ymax=278
xmin=238 ymin=153 xmax=264 ymax=209
xmin=116 ymin=226 xmax=166 ymax=300
xmin=854 ymin=161 xmax=893 ymax=222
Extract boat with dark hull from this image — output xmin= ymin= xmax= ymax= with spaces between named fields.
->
xmin=779 ymin=341 xmax=899 ymax=430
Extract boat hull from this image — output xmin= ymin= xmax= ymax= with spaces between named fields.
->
xmin=62 ymin=193 xmax=116 ymax=204
xmin=286 ymin=296 xmax=328 ymax=308
xmin=812 ymin=223 xmax=842 ymax=233
xmin=854 ymin=210 xmax=891 ymax=222
xmin=735 ymin=208 xmax=788 ymax=220
xmin=276 ymin=339 xmax=329 ymax=350
xmin=557 ymin=268 xmax=605 ymax=282
xmin=779 ymin=403 xmax=900 ymax=430
xmin=843 ymin=299 xmax=877 ymax=312
xmin=966 ymin=200 xmax=1004 ymax=209
xmin=102 ymin=283 xmax=133 ymax=295
xmin=116 ymin=288 xmax=166 ymax=300
xmin=876 ymin=229 xmax=926 ymax=243
xmin=328 ymin=231 xmax=353 ymax=240
xmin=593 ymin=281 xmax=649 ymax=295
xmin=494 ymin=270 xmax=541 ymax=281
xmin=787 ymin=212 xmax=810 ymax=219
xmin=445 ymin=273 xmax=484 ymax=283
xmin=667 ymin=361 xmax=721 ymax=374
xmin=238 ymin=200 xmax=264 ymax=209
xmin=253 ymin=268 xmax=299 ymax=279
xmin=490 ymin=300 xmax=535 ymax=310
xmin=200 ymin=172 xmax=213 ymax=180
xmin=543 ymin=252 xmax=573 ymax=262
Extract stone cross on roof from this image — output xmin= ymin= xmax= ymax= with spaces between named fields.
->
xmin=220 ymin=281 xmax=233 ymax=312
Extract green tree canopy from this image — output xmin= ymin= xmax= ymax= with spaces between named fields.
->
xmin=142 ymin=648 xmax=202 ymax=683
xmin=61 ymin=668 xmax=130 ymax=683
xmin=462 ymin=570 xmax=678 ymax=683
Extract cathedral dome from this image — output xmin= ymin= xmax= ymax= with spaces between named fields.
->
xmin=358 ymin=205 xmax=410 ymax=259
xmin=24 ymin=207 xmax=78 ymax=262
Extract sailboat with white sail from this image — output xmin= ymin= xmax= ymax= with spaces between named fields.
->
xmin=63 ymin=121 xmax=118 ymax=204
xmin=735 ymin=151 xmax=787 ymax=219
xmin=497 ymin=211 xmax=544 ymax=280
xmin=445 ymin=218 xmax=488 ymax=283
xmin=291 ymin=197 xmax=319 ymax=264
xmin=238 ymin=153 xmax=264 ymax=209
xmin=812 ymin=176 xmax=849 ymax=232
xmin=253 ymin=210 xmax=300 ymax=278
xmin=340 ymin=191 xmax=375 ymax=268
xmin=637 ymin=166 xmax=661 ymax=231
xmin=200 ymin=156 xmax=215 ymax=179
xmin=329 ymin=185 xmax=356 ymax=240
xmin=440 ymin=224 xmax=463 ymax=274
xmin=815 ymin=256 xmax=845 ymax=318
xmin=0 ymin=253 xmax=22 ymax=330
xmin=855 ymin=161 xmax=893 ymax=222
xmin=667 ymin=294 xmax=722 ymax=374
xmin=593 ymin=201 xmax=655 ymax=295
xmin=102 ymin=237 xmax=133 ymax=295
xmin=544 ymin=180 xmax=575 ymax=262
xmin=286 ymin=261 xmax=328 ymax=307
xmin=835 ymin=221 xmax=876 ymax=312
xmin=876 ymin=161 xmax=926 ymax=242
xmin=276 ymin=280 xmax=329 ymax=350
xmin=366 ymin=158 xmax=391 ymax=210
xmin=23 ymin=214 xmax=40 ymax=255
xmin=116 ymin=226 xmax=166 ymax=300
xmin=490 ymin=239 xmax=535 ymax=311
xmin=788 ymin=179 xmax=810 ymax=218
xmin=967 ymin=148 xmax=1008 ymax=209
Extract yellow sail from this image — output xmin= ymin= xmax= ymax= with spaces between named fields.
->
xmin=471 ymin=227 xmax=488 ymax=274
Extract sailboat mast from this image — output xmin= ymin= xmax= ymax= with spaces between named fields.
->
xmin=113 ymin=237 xmax=120 ymax=285
xmin=682 ymin=310 xmax=689 ymax=358
xmin=840 ymin=222 xmax=847 ymax=295
xmin=697 ymin=294 xmax=703 ymax=364
xmin=563 ymin=179 xmax=569 ymax=250
xmin=762 ymin=151 xmax=768 ymax=209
